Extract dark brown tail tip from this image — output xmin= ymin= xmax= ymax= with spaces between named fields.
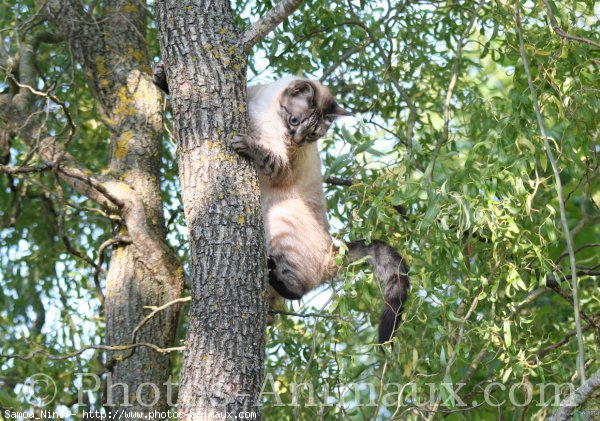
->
xmin=378 ymin=298 xmax=403 ymax=344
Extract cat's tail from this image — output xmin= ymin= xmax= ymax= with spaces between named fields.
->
xmin=346 ymin=240 xmax=410 ymax=344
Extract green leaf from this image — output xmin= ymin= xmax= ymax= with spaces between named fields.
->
xmin=421 ymin=202 xmax=440 ymax=230
xmin=503 ymin=320 xmax=512 ymax=347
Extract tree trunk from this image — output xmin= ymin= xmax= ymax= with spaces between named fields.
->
xmin=154 ymin=0 xmax=268 ymax=417
xmin=44 ymin=1 xmax=185 ymax=417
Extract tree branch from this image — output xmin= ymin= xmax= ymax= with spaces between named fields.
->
xmin=555 ymin=243 xmax=600 ymax=265
xmin=93 ymin=236 xmax=133 ymax=305
xmin=325 ymin=176 xmax=354 ymax=186
xmin=0 ymin=163 xmax=54 ymax=174
xmin=425 ymin=0 xmax=484 ymax=182
xmin=536 ymin=311 xmax=600 ymax=359
xmin=0 ymin=343 xmax=185 ymax=362
xmin=340 ymin=17 xmax=418 ymax=155
xmin=102 ymin=296 xmax=192 ymax=371
xmin=242 ymin=0 xmax=305 ymax=53
xmin=550 ymin=368 xmax=600 ymax=420
xmin=541 ymin=0 xmax=600 ymax=50
xmin=44 ymin=0 xmax=110 ymax=108
xmin=320 ymin=44 xmax=365 ymax=81
xmin=133 ymin=297 xmax=192 ymax=343
xmin=270 ymin=309 xmax=338 ymax=319
xmin=514 ymin=1 xmax=586 ymax=384
xmin=56 ymin=164 xmax=124 ymax=210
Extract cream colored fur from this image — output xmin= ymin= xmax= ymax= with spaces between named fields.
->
xmin=248 ymin=77 xmax=337 ymax=290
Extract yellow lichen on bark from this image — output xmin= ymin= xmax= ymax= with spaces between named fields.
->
xmin=115 ymin=131 xmax=134 ymax=159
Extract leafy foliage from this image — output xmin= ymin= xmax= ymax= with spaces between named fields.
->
xmin=1 ymin=0 xmax=599 ymax=419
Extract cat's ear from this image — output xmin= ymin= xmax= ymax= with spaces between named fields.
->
xmin=287 ymin=80 xmax=315 ymax=99
xmin=326 ymin=103 xmax=352 ymax=119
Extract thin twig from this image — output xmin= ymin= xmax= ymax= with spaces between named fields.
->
xmin=58 ymin=166 xmax=124 ymax=209
xmin=340 ymin=17 xmax=418 ymax=153
xmin=0 ymin=342 xmax=185 ymax=362
xmin=509 ymin=287 xmax=551 ymax=318
xmin=426 ymin=0 xmax=484 ymax=182
xmin=320 ymin=45 xmax=365 ymax=81
xmin=93 ymin=236 xmax=133 ymax=305
xmin=53 ymin=173 xmax=104 ymax=273
xmin=546 ymin=281 xmax=599 ymax=329
xmin=514 ymin=0 xmax=586 ymax=384
xmin=555 ymin=243 xmax=600 ymax=264
xmin=133 ymin=296 xmax=192 ymax=343
xmin=104 ymin=296 xmax=191 ymax=371
xmin=426 ymin=294 xmax=480 ymax=419
xmin=269 ymin=309 xmax=338 ymax=319
xmin=536 ymin=311 xmax=600 ymax=359
xmin=2 ymin=71 xmax=76 ymax=163
xmin=0 ymin=163 xmax=53 ymax=174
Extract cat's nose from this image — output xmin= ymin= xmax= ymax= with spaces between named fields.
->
xmin=289 ymin=129 xmax=296 ymax=135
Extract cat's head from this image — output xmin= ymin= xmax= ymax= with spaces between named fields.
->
xmin=278 ymin=79 xmax=351 ymax=146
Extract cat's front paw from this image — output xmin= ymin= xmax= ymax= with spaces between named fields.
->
xmin=231 ymin=134 xmax=252 ymax=155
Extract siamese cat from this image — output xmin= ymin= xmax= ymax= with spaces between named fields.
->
xmin=153 ymin=66 xmax=409 ymax=343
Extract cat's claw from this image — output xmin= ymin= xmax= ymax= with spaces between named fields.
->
xmin=231 ymin=134 xmax=251 ymax=154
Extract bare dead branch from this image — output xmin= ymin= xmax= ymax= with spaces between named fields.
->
xmin=0 ymin=163 xmax=53 ymax=174
xmin=243 ymin=0 xmax=305 ymax=53
xmin=54 ymin=174 xmax=103 ymax=272
xmin=93 ymin=236 xmax=133 ymax=305
xmin=3 ymin=71 xmax=77 ymax=164
xmin=133 ymin=296 xmax=192 ymax=343
xmin=270 ymin=309 xmax=338 ymax=319
xmin=0 ymin=343 xmax=185 ymax=362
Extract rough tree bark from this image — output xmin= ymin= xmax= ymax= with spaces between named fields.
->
xmin=38 ymin=1 xmax=185 ymax=416
xmin=154 ymin=0 xmax=303 ymax=417
xmin=550 ymin=367 xmax=600 ymax=420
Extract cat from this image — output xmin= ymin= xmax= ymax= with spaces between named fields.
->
xmin=153 ymin=66 xmax=410 ymax=343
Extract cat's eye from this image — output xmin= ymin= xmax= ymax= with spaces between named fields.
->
xmin=307 ymin=132 xmax=319 ymax=139
xmin=289 ymin=116 xmax=300 ymax=126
